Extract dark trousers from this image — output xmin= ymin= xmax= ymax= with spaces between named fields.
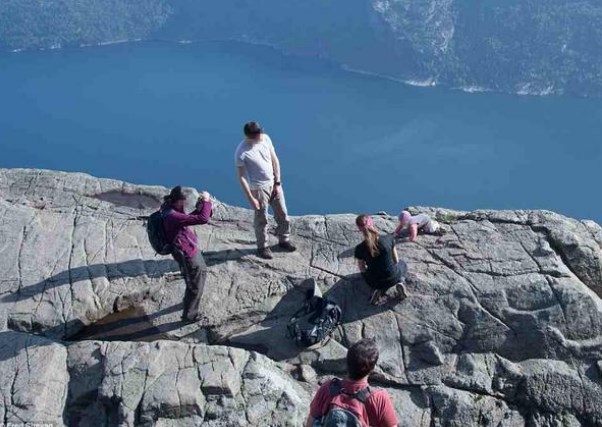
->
xmin=172 ymin=250 xmax=207 ymax=320
xmin=363 ymin=260 xmax=408 ymax=291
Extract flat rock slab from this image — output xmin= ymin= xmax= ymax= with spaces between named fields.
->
xmin=1 ymin=168 xmax=602 ymax=425
xmin=0 ymin=331 xmax=68 ymax=425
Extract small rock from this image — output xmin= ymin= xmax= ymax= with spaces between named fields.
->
xmin=298 ymin=364 xmax=317 ymax=383
xmin=414 ymin=341 xmax=445 ymax=366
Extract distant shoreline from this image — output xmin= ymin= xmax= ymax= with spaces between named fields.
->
xmin=3 ymin=38 xmax=576 ymax=99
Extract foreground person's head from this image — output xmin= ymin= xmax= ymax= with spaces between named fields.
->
xmin=347 ymin=338 xmax=379 ymax=380
xmin=165 ymin=186 xmax=187 ymax=210
xmin=244 ymin=121 xmax=263 ymax=141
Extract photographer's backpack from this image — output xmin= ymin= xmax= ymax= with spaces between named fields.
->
xmin=146 ymin=209 xmax=173 ymax=255
xmin=286 ymin=280 xmax=342 ymax=347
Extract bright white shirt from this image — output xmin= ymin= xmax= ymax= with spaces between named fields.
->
xmin=234 ymin=134 xmax=275 ymax=190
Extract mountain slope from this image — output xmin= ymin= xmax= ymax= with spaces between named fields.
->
xmin=2 ymin=0 xmax=602 ymax=96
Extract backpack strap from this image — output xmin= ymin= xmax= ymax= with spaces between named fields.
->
xmin=353 ymin=387 xmax=372 ymax=404
xmin=328 ymin=378 xmax=343 ymax=396
xmin=328 ymin=379 xmax=372 ymax=404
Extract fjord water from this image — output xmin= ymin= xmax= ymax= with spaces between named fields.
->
xmin=1 ymin=41 xmax=601 ymax=221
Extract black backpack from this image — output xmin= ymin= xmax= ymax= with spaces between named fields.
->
xmin=146 ymin=209 xmax=173 ymax=255
xmin=321 ymin=378 xmax=372 ymax=427
xmin=287 ymin=283 xmax=342 ymax=347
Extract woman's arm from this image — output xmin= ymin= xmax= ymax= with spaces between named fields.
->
xmin=393 ymin=246 xmax=399 ymax=264
xmin=394 ymin=223 xmax=404 ymax=236
xmin=168 ymin=200 xmax=213 ymax=226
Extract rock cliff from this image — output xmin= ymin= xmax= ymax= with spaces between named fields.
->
xmin=1 ymin=168 xmax=602 ymax=426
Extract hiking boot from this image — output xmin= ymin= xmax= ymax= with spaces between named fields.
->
xmin=278 ymin=241 xmax=297 ymax=252
xmin=395 ymin=282 xmax=409 ymax=300
xmin=181 ymin=315 xmax=200 ymax=324
xmin=257 ymin=247 xmax=274 ymax=259
xmin=181 ymin=314 xmax=210 ymax=325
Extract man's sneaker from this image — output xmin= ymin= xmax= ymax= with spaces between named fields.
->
xmin=257 ymin=247 xmax=274 ymax=259
xmin=368 ymin=289 xmax=383 ymax=305
xmin=278 ymin=241 xmax=297 ymax=252
xmin=181 ymin=314 xmax=200 ymax=324
xmin=181 ymin=315 xmax=210 ymax=325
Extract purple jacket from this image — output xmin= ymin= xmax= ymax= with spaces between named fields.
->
xmin=162 ymin=200 xmax=213 ymax=259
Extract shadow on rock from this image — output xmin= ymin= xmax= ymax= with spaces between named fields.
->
xmin=0 ymin=330 xmax=56 ymax=363
xmin=324 ymin=273 xmax=402 ymax=327
xmin=2 ymin=259 xmax=179 ymax=303
xmin=218 ymin=272 xmax=405 ymax=362
xmin=204 ymin=248 xmax=257 ymax=267
xmin=216 ymin=279 xmax=310 ymax=361
xmin=67 ymin=303 xmax=188 ymax=342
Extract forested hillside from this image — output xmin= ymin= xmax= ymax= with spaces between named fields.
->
xmin=2 ymin=0 xmax=602 ymax=96
xmin=0 ymin=0 xmax=171 ymax=50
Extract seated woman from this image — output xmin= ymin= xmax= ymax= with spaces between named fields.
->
xmin=354 ymin=214 xmax=408 ymax=305
xmin=395 ymin=210 xmax=442 ymax=242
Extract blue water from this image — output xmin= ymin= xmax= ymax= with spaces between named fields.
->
xmin=1 ymin=41 xmax=601 ymax=221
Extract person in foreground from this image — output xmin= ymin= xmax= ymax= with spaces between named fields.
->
xmin=235 ymin=121 xmax=296 ymax=259
xmin=355 ymin=215 xmax=408 ymax=305
xmin=394 ymin=210 xmax=443 ymax=242
xmin=306 ymin=338 xmax=399 ymax=427
xmin=161 ymin=186 xmax=212 ymax=323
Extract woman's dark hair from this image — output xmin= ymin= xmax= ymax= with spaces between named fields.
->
xmin=164 ymin=186 xmax=186 ymax=203
xmin=244 ymin=121 xmax=262 ymax=137
xmin=347 ymin=338 xmax=379 ymax=380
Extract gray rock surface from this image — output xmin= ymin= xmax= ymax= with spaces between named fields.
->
xmin=1 ymin=168 xmax=602 ymax=426
xmin=66 ymin=340 xmax=311 ymax=426
xmin=0 ymin=331 xmax=68 ymax=425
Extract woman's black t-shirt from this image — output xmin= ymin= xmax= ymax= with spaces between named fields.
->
xmin=354 ymin=234 xmax=401 ymax=289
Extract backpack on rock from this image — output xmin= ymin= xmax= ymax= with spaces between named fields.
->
xmin=287 ymin=279 xmax=342 ymax=348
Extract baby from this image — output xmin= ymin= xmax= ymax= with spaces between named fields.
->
xmin=394 ymin=210 xmax=443 ymax=241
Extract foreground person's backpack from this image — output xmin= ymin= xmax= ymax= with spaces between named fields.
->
xmin=321 ymin=378 xmax=372 ymax=427
xmin=287 ymin=280 xmax=342 ymax=347
xmin=147 ymin=209 xmax=172 ymax=255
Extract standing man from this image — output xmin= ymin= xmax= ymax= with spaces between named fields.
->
xmin=161 ymin=186 xmax=212 ymax=323
xmin=235 ymin=121 xmax=296 ymax=259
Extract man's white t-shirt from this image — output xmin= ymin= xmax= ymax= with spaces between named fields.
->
xmin=235 ymin=134 xmax=275 ymax=190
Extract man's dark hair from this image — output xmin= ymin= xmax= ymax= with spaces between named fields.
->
xmin=347 ymin=338 xmax=379 ymax=380
xmin=243 ymin=121 xmax=262 ymax=137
